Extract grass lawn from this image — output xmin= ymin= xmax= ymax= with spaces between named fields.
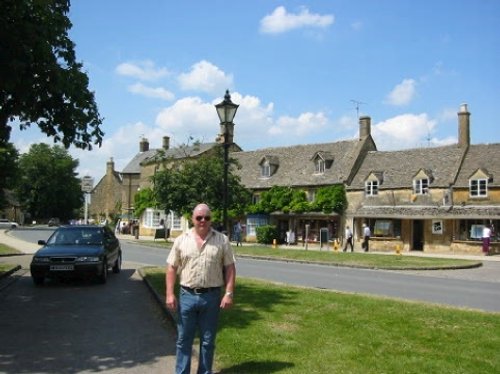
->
xmin=142 ymin=267 xmax=500 ymax=374
xmin=143 ymin=240 xmax=480 ymax=270
xmin=0 ymin=244 xmax=23 ymax=275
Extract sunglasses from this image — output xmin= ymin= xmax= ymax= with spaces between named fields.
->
xmin=195 ymin=215 xmax=211 ymax=222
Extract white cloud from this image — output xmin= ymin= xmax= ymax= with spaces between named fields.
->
xmin=115 ymin=60 xmax=169 ymax=81
xmin=178 ymin=60 xmax=233 ymax=94
xmin=270 ymin=112 xmax=328 ymax=136
xmin=127 ymin=83 xmax=175 ymax=101
xmin=385 ymin=79 xmax=417 ymax=106
xmin=260 ymin=6 xmax=334 ymax=34
xmin=372 ymin=113 xmax=437 ymax=150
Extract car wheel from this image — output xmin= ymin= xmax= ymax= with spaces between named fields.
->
xmin=112 ymin=252 xmax=122 ymax=274
xmin=32 ymin=276 xmax=44 ymax=286
xmin=98 ymin=260 xmax=108 ymax=284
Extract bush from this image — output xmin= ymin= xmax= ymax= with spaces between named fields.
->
xmin=256 ymin=225 xmax=279 ymax=244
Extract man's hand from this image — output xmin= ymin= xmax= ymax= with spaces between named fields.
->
xmin=220 ymin=293 xmax=233 ymax=309
xmin=166 ymin=294 xmax=177 ymax=311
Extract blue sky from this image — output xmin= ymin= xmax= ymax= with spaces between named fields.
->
xmin=11 ymin=1 xmax=500 ymax=182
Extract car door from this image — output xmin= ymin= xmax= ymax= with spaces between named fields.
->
xmin=103 ymin=227 xmax=120 ymax=264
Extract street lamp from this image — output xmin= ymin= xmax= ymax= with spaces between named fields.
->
xmin=215 ymin=90 xmax=239 ymax=235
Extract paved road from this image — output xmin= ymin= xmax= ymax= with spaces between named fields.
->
xmin=0 ymin=231 xmax=178 ymax=374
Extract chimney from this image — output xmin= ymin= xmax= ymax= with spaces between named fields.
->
xmin=458 ymin=103 xmax=470 ymax=148
xmin=162 ymin=136 xmax=170 ymax=150
xmin=106 ymin=157 xmax=115 ymax=175
xmin=359 ymin=116 xmax=371 ymax=139
xmin=140 ymin=138 xmax=149 ymax=152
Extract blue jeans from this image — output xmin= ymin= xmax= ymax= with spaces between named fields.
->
xmin=176 ymin=287 xmax=221 ymax=374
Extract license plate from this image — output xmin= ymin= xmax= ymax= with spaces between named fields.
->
xmin=50 ymin=265 xmax=74 ymax=271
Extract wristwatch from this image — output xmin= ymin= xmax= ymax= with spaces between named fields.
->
xmin=225 ymin=291 xmax=234 ymax=298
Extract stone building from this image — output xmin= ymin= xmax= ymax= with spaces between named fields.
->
xmin=346 ymin=104 xmax=500 ymax=255
xmin=88 ymin=158 xmax=122 ymax=222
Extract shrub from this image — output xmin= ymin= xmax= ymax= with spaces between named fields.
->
xmin=256 ymin=225 xmax=279 ymax=244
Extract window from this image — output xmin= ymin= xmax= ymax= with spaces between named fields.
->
xmin=457 ymin=219 xmax=499 ymax=241
xmin=246 ymin=214 xmax=269 ymax=236
xmin=414 ymin=178 xmax=429 ymax=195
xmin=143 ymin=209 xmax=164 ymax=228
xmin=365 ymin=180 xmax=379 ymax=196
xmin=261 ymin=161 xmax=271 ymax=177
xmin=470 ymin=178 xmax=487 ymax=197
xmin=373 ymin=219 xmax=401 ymax=237
xmin=166 ymin=211 xmax=182 ymax=230
xmin=315 ymin=158 xmax=325 ymax=174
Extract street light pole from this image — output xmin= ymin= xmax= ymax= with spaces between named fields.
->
xmin=215 ymin=90 xmax=239 ymax=235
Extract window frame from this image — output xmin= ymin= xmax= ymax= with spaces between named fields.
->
xmin=365 ymin=180 xmax=379 ymax=196
xmin=413 ymin=178 xmax=429 ymax=195
xmin=469 ymin=178 xmax=488 ymax=197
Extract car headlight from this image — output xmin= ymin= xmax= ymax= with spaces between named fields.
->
xmin=75 ymin=256 xmax=100 ymax=262
xmin=32 ymin=257 xmax=50 ymax=263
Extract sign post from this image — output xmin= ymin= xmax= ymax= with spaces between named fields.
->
xmin=81 ymin=176 xmax=94 ymax=224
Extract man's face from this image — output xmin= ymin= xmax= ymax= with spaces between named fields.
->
xmin=192 ymin=205 xmax=212 ymax=234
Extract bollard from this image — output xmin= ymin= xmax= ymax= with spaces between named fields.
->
xmin=273 ymin=239 xmax=277 ymax=249
xmin=333 ymin=239 xmax=339 ymax=252
xmin=396 ymin=244 xmax=401 ymax=255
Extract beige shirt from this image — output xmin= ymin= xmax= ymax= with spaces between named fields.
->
xmin=166 ymin=228 xmax=235 ymax=288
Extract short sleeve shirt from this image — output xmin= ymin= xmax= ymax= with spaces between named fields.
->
xmin=166 ymin=228 xmax=235 ymax=288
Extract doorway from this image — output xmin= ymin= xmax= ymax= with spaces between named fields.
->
xmin=412 ymin=220 xmax=424 ymax=251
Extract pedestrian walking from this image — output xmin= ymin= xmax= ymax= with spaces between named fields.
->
xmin=343 ymin=225 xmax=354 ymax=252
xmin=166 ymin=203 xmax=236 ymax=374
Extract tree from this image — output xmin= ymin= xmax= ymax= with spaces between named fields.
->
xmin=0 ymin=0 xmax=104 ymax=149
xmin=17 ymin=144 xmax=83 ymax=222
xmin=154 ymin=146 xmax=252 ymax=222
xmin=0 ymin=142 xmax=19 ymax=208
xmin=312 ymin=185 xmax=348 ymax=214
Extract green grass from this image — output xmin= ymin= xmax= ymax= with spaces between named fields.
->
xmin=0 ymin=244 xmax=23 ymax=275
xmin=233 ymin=246 xmax=480 ymax=269
xmin=143 ymin=240 xmax=480 ymax=269
xmin=142 ymin=267 xmax=500 ymax=373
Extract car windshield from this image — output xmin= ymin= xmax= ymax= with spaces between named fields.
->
xmin=48 ymin=228 xmax=103 ymax=246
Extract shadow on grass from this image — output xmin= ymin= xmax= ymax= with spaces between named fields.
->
xmin=219 ymin=360 xmax=294 ymax=373
xmin=219 ymin=280 xmax=299 ymax=330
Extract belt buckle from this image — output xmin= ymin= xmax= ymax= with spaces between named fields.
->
xmin=193 ymin=288 xmax=203 ymax=294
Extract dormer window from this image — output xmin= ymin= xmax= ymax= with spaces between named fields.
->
xmin=469 ymin=169 xmax=490 ymax=198
xmin=413 ymin=169 xmax=432 ymax=195
xmin=365 ymin=172 xmax=383 ymax=196
xmin=259 ymin=155 xmax=279 ymax=178
xmin=311 ymin=152 xmax=333 ymax=175
xmin=315 ymin=159 xmax=325 ymax=174
xmin=470 ymin=179 xmax=487 ymax=197
xmin=261 ymin=161 xmax=271 ymax=178
xmin=413 ymin=178 xmax=429 ymax=195
xmin=365 ymin=180 xmax=379 ymax=196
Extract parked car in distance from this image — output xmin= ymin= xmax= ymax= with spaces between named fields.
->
xmin=48 ymin=217 xmax=60 ymax=227
xmin=0 ymin=218 xmax=18 ymax=229
xmin=30 ymin=225 xmax=122 ymax=285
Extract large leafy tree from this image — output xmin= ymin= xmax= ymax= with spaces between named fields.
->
xmin=0 ymin=0 xmax=104 ymax=148
xmin=154 ymin=146 xmax=252 ymax=223
xmin=17 ymin=143 xmax=83 ymax=222
xmin=0 ymin=142 xmax=19 ymax=208
xmin=0 ymin=0 xmax=104 ymax=207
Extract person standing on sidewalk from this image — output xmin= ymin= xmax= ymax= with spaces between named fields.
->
xmin=166 ymin=203 xmax=236 ymax=374
xmin=343 ymin=225 xmax=354 ymax=252
xmin=362 ymin=223 xmax=371 ymax=252
xmin=482 ymin=224 xmax=492 ymax=255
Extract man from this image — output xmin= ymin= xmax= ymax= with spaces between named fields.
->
xmin=166 ymin=203 xmax=236 ymax=374
xmin=482 ymin=224 xmax=492 ymax=255
xmin=362 ymin=223 xmax=371 ymax=252
xmin=343 ymin=225 xmax=354 ymax=252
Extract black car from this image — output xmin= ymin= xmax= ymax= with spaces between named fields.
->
xmin=30 ymin=225 xmax=122 ymax=285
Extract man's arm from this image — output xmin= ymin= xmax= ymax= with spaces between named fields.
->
xmin=220 ymin=263 xmax=236 ymax=309
xmin=166 ymin=264 xmax=178 ymax=311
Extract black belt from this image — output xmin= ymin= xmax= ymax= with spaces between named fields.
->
xmin=181 ymin=286 xmax=221 ymax=295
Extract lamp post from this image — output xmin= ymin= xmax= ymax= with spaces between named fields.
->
xmin=215 ymin=90 xmax=239 ymax=235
